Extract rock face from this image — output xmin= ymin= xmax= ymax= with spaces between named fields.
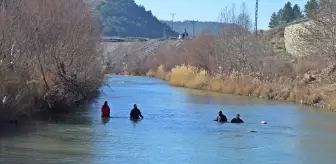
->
xmin=283 ymin=17 xmax=332 ymax=58
xmin=284 ymin=20 xmax=316 ymax=57
xmin=261 ymin=18 xmax=323 ymax=58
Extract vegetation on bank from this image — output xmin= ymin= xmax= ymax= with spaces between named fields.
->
xmin=147 ymin=64 xmax=336 ymax=110
xmin=0 ymin=0 xmax=104 ymax=122
xmin=96 ymin=0 xmax=178 ymax=38
xmin=112 ymin=1 xmax=336 ymax=111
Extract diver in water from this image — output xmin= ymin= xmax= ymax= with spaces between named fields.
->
xmin=230 ymin=114 xmax=244 ymax=123
xmin=101 ymin=101 xmax=111 ymax=118
xmin=130 ymin=104 xmax=143 ymax=121
xmin=214 ymin=111 xmax=228 ymax=123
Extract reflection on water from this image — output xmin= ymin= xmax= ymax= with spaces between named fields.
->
xmin=101 ymin=117 xmax=110 ymax=125
xmin=1 ymin=75 xmax=336 ymax=164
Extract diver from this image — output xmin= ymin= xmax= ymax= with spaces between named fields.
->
xmin=230 ymin=114 xmax=244 ymax=123
xmin=214 ymin=111 xmax=228 ymax=123
xmin=101 ymin=101 xmax=111 ymax=118
xmin=130 ymin=104 xmax=143 ymax=121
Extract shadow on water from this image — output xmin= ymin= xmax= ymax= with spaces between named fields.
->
xmin=0 ymin=104 xmax=94 ymax=137
xmin=130 ymin=119 xmax=142 ymax=126
xmin=101 ymin=116 xmax=130 ymax=125
xmin=0 ymin=104 xmax=97 ymax=164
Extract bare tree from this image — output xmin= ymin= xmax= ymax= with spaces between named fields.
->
xmin=301 ymin=0 xmax=336 ymax=67
xmin=214 ymin=3 xmax=267 ymax=74
xmin=215 ymin=4 xmax=238 ymax=72
xmin=0 ymin=0 xmax=103 ymax=121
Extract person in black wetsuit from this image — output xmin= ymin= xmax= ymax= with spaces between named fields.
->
xmin=130 ymin=104 xmax=143 ymax=121
xmin=230 ymin=114 xmax=244 ymax=123
xmin=214 ymin=111 xmax=227 ymax=123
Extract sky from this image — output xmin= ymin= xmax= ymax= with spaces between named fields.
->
xmin=134 ymin=0 xmax=307 ymax=30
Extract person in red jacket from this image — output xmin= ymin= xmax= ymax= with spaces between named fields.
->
xmin=101 ymin=101 xmax=111 ymax=118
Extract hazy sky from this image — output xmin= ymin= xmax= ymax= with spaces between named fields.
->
xmin=134 ymin=0 xmax=307 ymax=30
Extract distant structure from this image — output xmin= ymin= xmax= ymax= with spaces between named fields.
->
xmin=178 ymin=28 xmax=188 ymax=40
xmin=163 ymin=27 xmax=167 ymax=38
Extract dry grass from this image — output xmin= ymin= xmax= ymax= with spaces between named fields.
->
xmin=329 ymin=99 xmax=336 ymax=111
xmin=168 ymin=65 xmax=208 ymax=89
xmin=146 ymin=65 xmax=169 ymax=80
xmin=156 ymin=65 xmax=167 ymax=80
xmin=146 ymin=69 xmax=156 ymax=77
xmin=327 ymin=93 xmax=336 ymax=111
xmin=147 ymin=65 xmax=333 ymax=108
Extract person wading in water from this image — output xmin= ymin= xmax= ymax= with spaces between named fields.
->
xmin=101 ymin=101 xmax=111 ymax=118
xmin=130 ymin=104 xmax=143 ymax=121
xmin=214 ymin=111 xmax=228 ymax=123
xmin=230 ymin=114 xmax=244 ymax=123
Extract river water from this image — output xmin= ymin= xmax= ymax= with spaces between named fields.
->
xmin=1 ymin=75 xmax=336 ymax=164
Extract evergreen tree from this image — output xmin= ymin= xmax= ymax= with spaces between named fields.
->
xmin=269 ymin=12 xmax=279 ymax=28
xmin=282 ymin=2 xmax=295 ymax=23
xmin=268 ymin=2 xmax=303 ymax=28
xmin=293 ymin=4 xmax=304 ymax=19
xmin=277 ymin=9 xmax=285 ymax=25
xmin=304 ymin=0 xmax=319 ymax=17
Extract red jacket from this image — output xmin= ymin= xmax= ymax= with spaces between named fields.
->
xmin=101 ymin=105 xmax=110 ymax=116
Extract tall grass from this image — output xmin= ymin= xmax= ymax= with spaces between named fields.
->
xmin=147 ymin=65 xmax=333 ymax=110
xmin=169 ymin=65 xmax=208 ymax=88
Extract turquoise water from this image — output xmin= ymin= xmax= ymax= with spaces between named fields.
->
xmin=1 ymin=75 xmax=336 ymax=164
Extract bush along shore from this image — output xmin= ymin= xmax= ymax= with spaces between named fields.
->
xmin=0 ymin=0 xmax=104 ymax=123
xmin=112 ymin=2 xmax=336 ymax=111
xmin=146 ymin=65 xmax=336 ymax=111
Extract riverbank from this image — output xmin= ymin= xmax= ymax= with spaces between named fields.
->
xmin=0 ymin=0 xmax=104 ymax=123
xmin=145 ymin=65 xmax=336 ymax=111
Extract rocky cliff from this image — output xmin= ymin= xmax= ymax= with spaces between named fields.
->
xmin=262 ymin=18 xmax=321 ymax=58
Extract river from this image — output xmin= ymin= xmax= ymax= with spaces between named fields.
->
xmin=1 ymin=75 xmax=336 ymax=164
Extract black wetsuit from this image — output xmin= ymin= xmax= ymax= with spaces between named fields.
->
xmin=230 ymin=118 xmax=244 ymax=123
xmin=130 ymin=108 xmax=143 ymax=120
xmin=215 ymin=114 xmax=228 ymax=122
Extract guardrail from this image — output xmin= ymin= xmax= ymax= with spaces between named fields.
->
xmin=100 ymin=36 xmax=179 ymax=42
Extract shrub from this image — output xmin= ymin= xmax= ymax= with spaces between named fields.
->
xmin=0 ymin=0 xmax=103 ymax=121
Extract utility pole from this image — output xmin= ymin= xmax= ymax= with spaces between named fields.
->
xmin=170 ymin=13 xmax=176 ymax=30
xmin=163 ymin=27 xmax=166 ymax=38
xmin=255 ymin=0 xmax=258 ymax=37
xmin=191 ymin=20 xmax=195 ymax=36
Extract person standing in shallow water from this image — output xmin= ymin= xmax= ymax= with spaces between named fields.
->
xmin=214 ymin=111 xmax=227 ymax=123
xmin=101 ymin=101 xmax=111 ymax=118
xmin=130 ymin=104 xmax=143 ymax=121
xmin=230 ymin=114 xmax=244 ymax=123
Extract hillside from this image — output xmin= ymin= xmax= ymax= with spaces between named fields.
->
xmin=95 ymin=0 xmax=178 ymax=38
xmin=161 ymin=20 xmax=223 ymax=35
xmin=102 ymin=39 xmax=183 ymax=74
